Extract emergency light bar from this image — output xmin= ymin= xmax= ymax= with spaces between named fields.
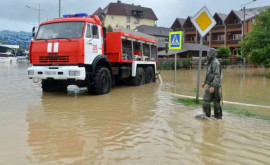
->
xmin=63 ymin=13 xmax=88 ymax=18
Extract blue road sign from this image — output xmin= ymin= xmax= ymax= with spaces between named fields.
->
xmin=169 ymin=31 xmax=182 ymax=50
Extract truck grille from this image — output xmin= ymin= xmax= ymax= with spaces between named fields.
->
xmin=39 ymin=56 xmax=69 ymax=63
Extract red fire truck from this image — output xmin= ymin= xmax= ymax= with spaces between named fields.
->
xmin=28 ymin=13 xmax=158 ymax=95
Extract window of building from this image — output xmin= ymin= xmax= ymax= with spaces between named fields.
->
xmin=233 ymin=34 xmax=241 ymax=40
xmin=127 ymin=17 xmax=130 ymax=23
xmin=233 ymin=19 xmax=240 ymax=24
xmin=252 ymin=19 xmax=256 ymax=25
xmin=204 ymin=35 xmax=209 ymax=41
xmin=135 ymin=18 xmax=140 ymax=24
xmin=126 ymin=25 xmax=130 ymax=29
xmin=217 ymin=21 xmax=223 ymax=25
xmin=191 ymin=36 xmax=196 ymax=42
xmin=232 ymin=49 xmax=239 ymax=55
xmin=217 ymin=35 xmax=224 ymax=41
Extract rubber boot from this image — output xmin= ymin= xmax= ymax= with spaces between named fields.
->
xmin=213 ymin=103 xmax=222 ymax=119
xmin=203 ymin=102 xmax=211 ymax=117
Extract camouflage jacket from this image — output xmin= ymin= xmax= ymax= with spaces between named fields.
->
xmin=204 ymin=58 xmax=221 ymax=87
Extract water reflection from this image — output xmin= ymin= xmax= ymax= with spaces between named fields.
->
xmin=26 ymin=84 xmax=162 ymax=164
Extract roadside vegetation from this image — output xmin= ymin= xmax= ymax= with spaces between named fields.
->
xmin=240 ymin=8 xmax=270 ymax=77
xmin=157 ymin=58 xmax=192 ymax=70
xmin=177 ymin=97 xmax=270 ymax=121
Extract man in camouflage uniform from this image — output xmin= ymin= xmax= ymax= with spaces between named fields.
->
xmin=201 ymin=48 xmax=222 ymax=119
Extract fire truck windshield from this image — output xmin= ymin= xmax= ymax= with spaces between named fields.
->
xmin=36 ymin=22 xmax=85 ymax=40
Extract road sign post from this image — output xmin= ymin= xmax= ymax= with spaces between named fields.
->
xmin=168 ymin=31 xmax=183 ymax=85
xmin=191 ymin=6 xmax=216 ymax=103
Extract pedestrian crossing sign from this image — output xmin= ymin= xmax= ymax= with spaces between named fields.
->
xmin=169 ymin=31 xmax=182 ymax=50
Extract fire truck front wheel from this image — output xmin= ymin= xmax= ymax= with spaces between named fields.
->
xmin=88 ymin=66 xmax=111 ymax=95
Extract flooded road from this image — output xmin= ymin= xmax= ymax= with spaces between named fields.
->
xmin=0 ymin=61 xmax=270 ymax=165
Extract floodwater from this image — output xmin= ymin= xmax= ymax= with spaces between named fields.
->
xmin=0 ymin=61 xmax=270 ymax=165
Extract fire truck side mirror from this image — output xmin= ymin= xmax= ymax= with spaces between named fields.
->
xmin=92 ymin=25 xmax=98 ymax=36
xmin=32 ymin=27 xmax=36 ymax=38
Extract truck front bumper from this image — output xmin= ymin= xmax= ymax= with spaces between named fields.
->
xmin=27 ymin=66 xmax=86 ymax=80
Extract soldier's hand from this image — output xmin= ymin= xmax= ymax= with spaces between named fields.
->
xmin=201 ymin=83 xmax=205 ymax=88
xmin=209 ymin=86 xmax=214 ymax=93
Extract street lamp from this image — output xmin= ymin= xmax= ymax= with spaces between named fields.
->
xmin=59 ymin=0 xmax=61 ymax=17
xmin=242 ymin=0 xmax=257 ymax=38
xmin=26 ymin=4 xmax=41 ymax=25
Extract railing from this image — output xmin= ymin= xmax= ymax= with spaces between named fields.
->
xmin=203 ymin=41 xmax=209 ymax=45
xmin=227 ymin=40 xmax=241 ymax=45
xmin=212 ymin=25 xmax=225 ymax=30
xmin=212 ymin=40 xmax=224 ymax=45
xmin=185 ymin=40 xmax=196 ymax=43
xmin=227 ymin=24 xmax=242 ymax=29
xmin=185 ymin=27 xmax=196 ymax=32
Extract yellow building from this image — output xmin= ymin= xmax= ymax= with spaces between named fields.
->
xmin=93 ymin=1 xmax=158 ymax=30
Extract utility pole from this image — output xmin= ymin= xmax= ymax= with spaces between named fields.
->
xmin=26 ymin=3 xmax=41 ymax=25
xmin=242 ymin=0 xmax=257 ymax=38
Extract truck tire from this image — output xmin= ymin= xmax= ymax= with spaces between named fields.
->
xmin=90 ymin=66 xmax=111 ymax=95
xmin=145 ymin=66 xmax=155 ymax=83
xmin=130 ymin=67 xmax=145 ymax=86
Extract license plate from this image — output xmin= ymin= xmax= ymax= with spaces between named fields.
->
xmin=45 ymin=71 xmax=56 ymax=75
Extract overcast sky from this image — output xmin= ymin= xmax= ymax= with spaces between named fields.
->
xmin=0 ymin=0 xmax=269 ymax=32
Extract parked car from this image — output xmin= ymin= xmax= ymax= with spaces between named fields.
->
xmin=0 ymin=45 xmax=17 ymax=63
xmin=0 ymin=53 xmax=17 ymax=63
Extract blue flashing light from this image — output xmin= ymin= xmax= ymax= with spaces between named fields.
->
xmin=75 ymin=13 xmax=88 ymax=17
xmin=63 ymin=14 xmax=72 ymax=18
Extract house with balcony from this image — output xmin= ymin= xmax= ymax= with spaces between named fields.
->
xmin=210 ymin=13 xmax=227 ymax=48
xmin=93 ymin=1 xmax=158 ymax=30
xmin=183 ymin=17 xmax=197 ymax=44
xmin=171 ymin=18 xmax=186 ymax=31
xmin=224 ymin=10 xmax=255 ymax=55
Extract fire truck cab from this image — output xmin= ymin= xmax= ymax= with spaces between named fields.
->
xmin=28 ymin=13 xmax=158 ymax=95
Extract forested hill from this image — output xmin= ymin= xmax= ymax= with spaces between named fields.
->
xmin=0 ymin=30 xmax=31 ymax=50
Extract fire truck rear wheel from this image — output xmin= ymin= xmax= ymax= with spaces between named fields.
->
xmin=130 ymin=67 xmax=145 ymax=86
xmin=145 ymin=66 xmax=155 ymax=83
xmin=90 ymin=66 xmax=111 ymax=95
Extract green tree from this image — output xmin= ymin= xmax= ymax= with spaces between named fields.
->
xmin=240 ymin=8 xmax=270 ymax=66
xmin=0 ymin=41 xmax=5 ymax=44
xmin=106 ymin=24 xmax=113 ymax=32
xmin=217 ymin=46 xmax=231 ymax=58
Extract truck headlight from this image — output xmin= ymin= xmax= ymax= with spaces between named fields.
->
xmin=28 ymin=70 xmax=34 ymax=75
xmin=69 ymin=71 xmax=80 ymax=76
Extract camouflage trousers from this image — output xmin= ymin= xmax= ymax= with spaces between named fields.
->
xmin=203 ymin=85 xmax=222 ymax=119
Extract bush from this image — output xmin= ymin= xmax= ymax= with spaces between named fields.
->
xmin=266 ymin=72 xmax=270 ymax=78
xmin=106 ymin=24 xmax=113 ymax=32
xmin=177 ymin=60 xmax=184 ymax=68
xmin=159 ymin=60 xmax=174 ymax=70
xmin=217 ymin=46 xmax=231 ymax=58
xmin=236 ymin=54 xmax=242 ymax=59
xmin=220 ymin=59 xmax=230 ymax=66
xmin=266 ymin=59 xmax=270 ymax=68
xmin=158 ymin=58 xmax=191 ymax=70
xmin=182 ymin=58 xmax=191 ymax=68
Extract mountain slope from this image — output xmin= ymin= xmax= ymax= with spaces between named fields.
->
xmin=0 ymin=30 xmax=31 ymax=50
